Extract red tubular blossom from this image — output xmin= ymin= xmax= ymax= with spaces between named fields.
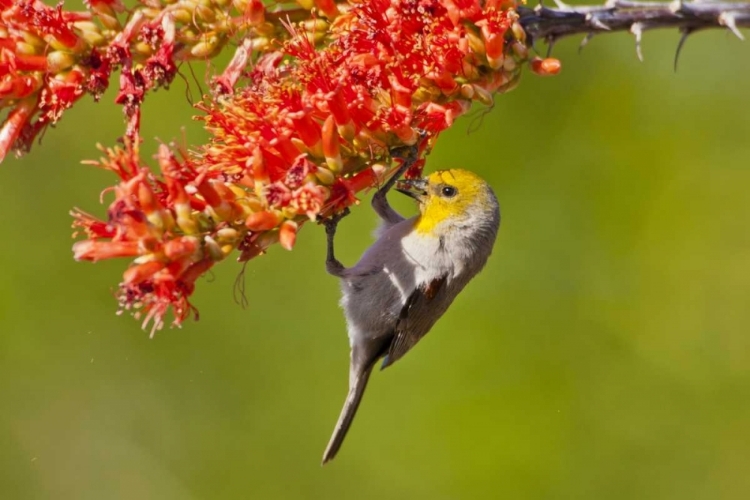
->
xmin=71 ymin=208 xmax=116 ymax=239
xmin=163 ymin=237 xmax=199 ymax=261
xmin=114 ymin=64 xmax=145 ymax=112
xmin=142 ymin=16 xmax=177 ymax=89
xmin=213 ymin=38 xmax=254 ymax=94
xmin=39 ymin=69 xmax=85 ymax=123
xmin=84 ymin=49 xmax=111 ymax=100
xmin=246 ymin=211 xmax=282 ymax=231
xmin=124 ymin=261 xmax=166 ymax=285
xmin=72 ymin=240 xmax=140 ymax=261
xmin=0 ymin=72 xmax=41 ymax=102
xmin=8 ymin=54 xmax=48 ymax=72
xmin=0 ymin=98 xmax=35 ymax=162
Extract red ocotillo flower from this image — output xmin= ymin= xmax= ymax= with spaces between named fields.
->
xmin=72 ymin=0 xmax=560 ymax=332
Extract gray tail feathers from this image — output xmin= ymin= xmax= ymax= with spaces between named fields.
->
xmin=321 ymin=365 xmax=374 ymax=464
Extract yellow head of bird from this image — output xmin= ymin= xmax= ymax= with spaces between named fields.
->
xmin=396 ymin=169 xmax=497 ymax=235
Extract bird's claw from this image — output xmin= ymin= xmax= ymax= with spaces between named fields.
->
xmin=390 ymin=143 xmax=418 ymax=162
xmin=389 ymin=130 xmax=428 ymax=162
xmin=319 ymin=207 xmax=351 ymax=232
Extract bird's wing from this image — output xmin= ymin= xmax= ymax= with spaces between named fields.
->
xmin=381 ymin=275 xmax=448 ymax=369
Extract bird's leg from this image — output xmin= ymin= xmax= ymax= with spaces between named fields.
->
xmin=322 ymin=207 xmax=350 ymax=277
xmin=371 ymin=142 xmax=420 ymax=224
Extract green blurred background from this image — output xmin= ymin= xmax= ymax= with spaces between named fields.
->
xmin=2 ymin=18 xmax=750 ymax=500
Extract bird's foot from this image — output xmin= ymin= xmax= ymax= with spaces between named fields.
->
xmin=389 ymin=130 xmax=427 ymax=163
xmin=318 ymin=207 xmax=351 ymax=235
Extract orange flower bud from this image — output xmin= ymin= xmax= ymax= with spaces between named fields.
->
xmin=204 ymin=236 xmax=225 ymax=261
xmin=279 ymin=220 xmax=298 ymax=251
xmin=530 ymin=57 xmax=562 ymax=76
xmin=163 ymin=237 xmax=199 ymax=260
xmin=245 ymin=210 xmax=282 ymax=231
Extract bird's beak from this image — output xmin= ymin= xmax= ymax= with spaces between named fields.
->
xmin=395 ymin=178 xmax=428 ymax=202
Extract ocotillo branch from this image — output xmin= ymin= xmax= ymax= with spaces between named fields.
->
xmin=518 ymin=0 xmax=749 ymax=66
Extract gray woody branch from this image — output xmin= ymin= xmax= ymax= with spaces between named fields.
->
xmin=518 ymin=0 xmax=749 ymax=66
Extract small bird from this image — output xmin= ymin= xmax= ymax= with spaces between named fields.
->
xmin=321 ymin=160 xmax=501 ymax=463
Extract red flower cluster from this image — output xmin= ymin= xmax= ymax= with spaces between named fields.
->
xmin=71 ymin=141 xmax=245 ymax=335
xmin=0 ymin=0 xmax=288 ymax=161
xmin=1 ymin=0 xmax=92 ymax=159
xmin=70 ymin=0 xmax=560 ymax=332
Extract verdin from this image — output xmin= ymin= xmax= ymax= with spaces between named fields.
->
xmin=321 ymin=161 xmax=501 ymax=463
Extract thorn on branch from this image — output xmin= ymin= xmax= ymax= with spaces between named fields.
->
xmin=587 ymin=13 xmax=612 ymax=31
xmin=674 ymin=27 xmax=695 ymax=71
xmin=579 ymin=32 xmax=596 ymax=53
xmin=546 ymin=36 xmax=557 ymax=56
xmin=719 ymin=12 xmax=746 ymax=40
xmin=631 ymin=22 xmax=646 ymax=61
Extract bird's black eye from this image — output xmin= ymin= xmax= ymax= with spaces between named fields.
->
xmin=441 ymin=185 xmax=457 ymax=198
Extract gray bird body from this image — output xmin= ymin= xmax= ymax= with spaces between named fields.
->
xmin=322 ymin=167 xmax=500 ymax=463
